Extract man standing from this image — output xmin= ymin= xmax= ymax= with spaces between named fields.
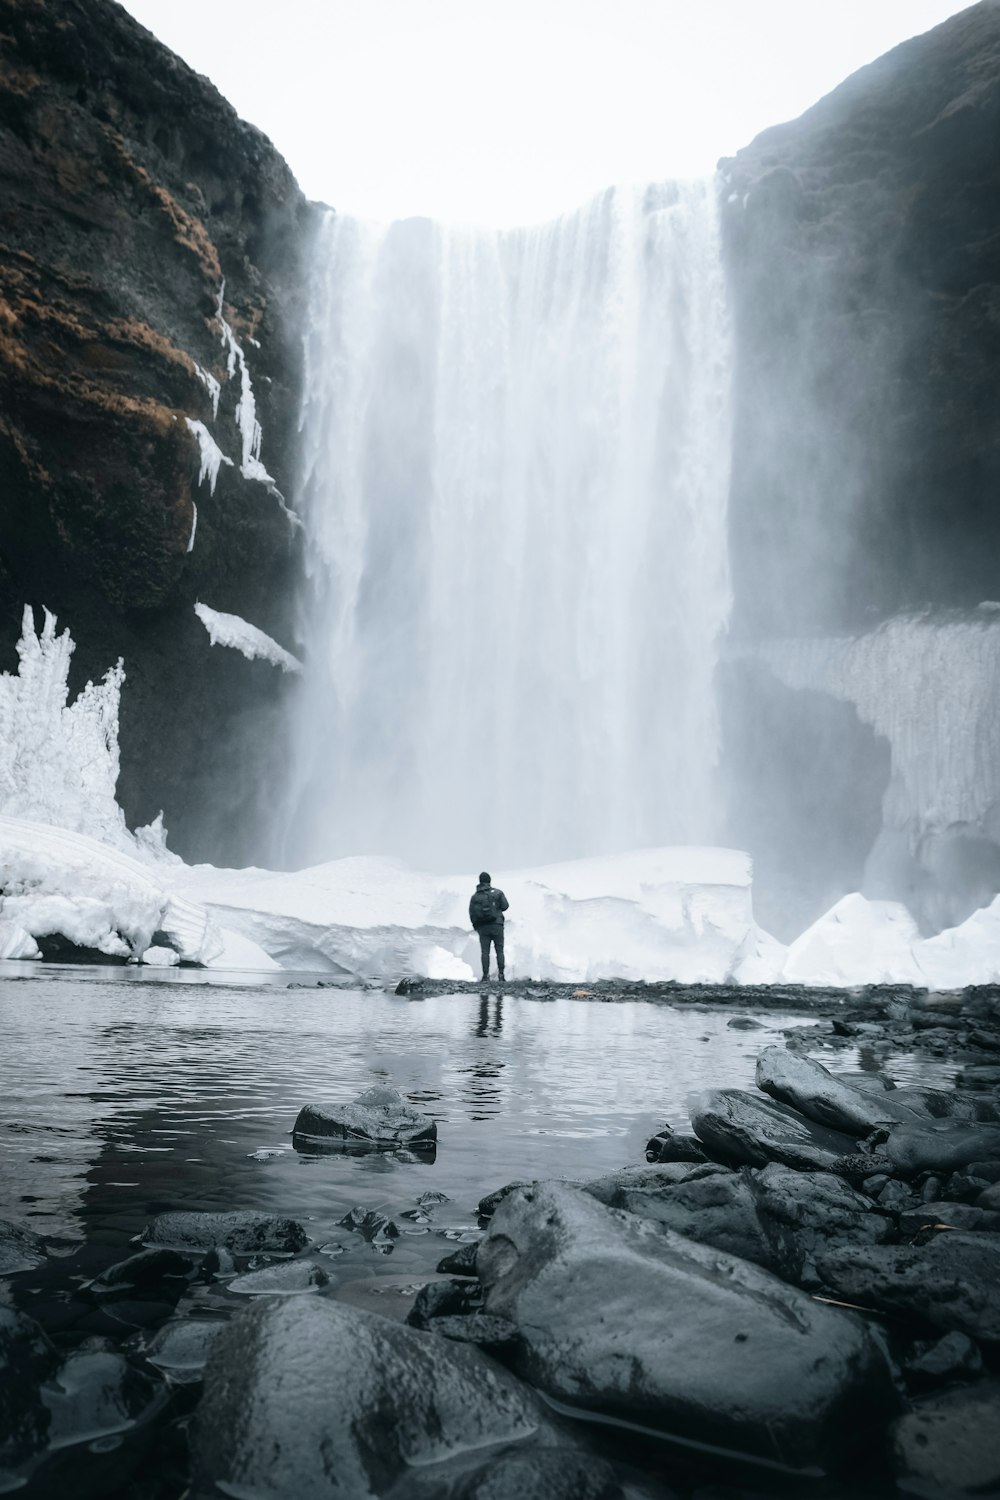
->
xmin=469 ymin=871 xmax=509 ymax=982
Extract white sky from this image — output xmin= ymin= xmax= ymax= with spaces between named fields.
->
xmin=120 ymin=0 xmax=971 ymax=227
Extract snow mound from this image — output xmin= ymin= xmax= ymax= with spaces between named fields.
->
xmin=193 ymin=604 xmax=302 ymax=673
xmin=173 ymin=846 xmax=773 ymax=983
xmin=915 ymin=894 xmax=1000 ymax=988
xmin=782 ymin=893 xmax=925 ymax=987
xmin=0 ymin=817 xmax=223 ymax=964
xmin=208 ymin=928 xmax=282 ymax=973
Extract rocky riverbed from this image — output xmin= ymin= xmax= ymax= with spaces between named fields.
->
xmin=2 ymin=984 xmax=999 ymax=1498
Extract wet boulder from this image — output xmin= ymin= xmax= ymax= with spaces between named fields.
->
xmin=292 ymin=1084 xmax=437 ymax=1151
xmin=872 ymin=1122 xmax=1000 ymax=1178
xmin=690 ymin=1088 xmax=858 ymax=1170
xmin=192 ymin=1296 xmax=580 ymax=1498
xmin=0 ymin=1216 xmax=47 ymax=1275
xmin=890 ymin=1381 xmax=1000 ymax=1497
xmin=583 ymin=1162 xmax=722 ymax=1205
xmin=477 ymin=1181 xmax=896 ymax=1472
xmin=902 ymin=1331 xmax=983 ymax=1390
xmin=817 ymin=1233 xmax=1000 ymax=1341
xmin=141 ymin=1209 xmax=308 ymax=1255
xmin=756 ymin=1047 xmax=923 ymax=1136
xmin=129 ymin=1317 xmax=226 ymax=1384
xmin=398 ymin=1446 xmax=632 ymax=1499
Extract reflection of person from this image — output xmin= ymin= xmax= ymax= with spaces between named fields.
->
xmin=469 ymin=870 xmax=509 ymax=982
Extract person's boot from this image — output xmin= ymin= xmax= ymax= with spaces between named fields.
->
xmin=482 ymin=971 xmax=489 ymax=982
xmin=498 ymin=969 xmax=505 ymax=982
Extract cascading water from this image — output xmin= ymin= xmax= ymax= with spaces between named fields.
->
xmin=283 ymin=179 xmax=732 ymax=873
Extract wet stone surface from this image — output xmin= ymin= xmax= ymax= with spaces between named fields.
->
xmin=2 ymin=974 xmax=1000 ymax=1496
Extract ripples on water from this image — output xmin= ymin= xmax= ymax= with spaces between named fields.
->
xmin=0 ymin=970 xmax=953 ymax=1287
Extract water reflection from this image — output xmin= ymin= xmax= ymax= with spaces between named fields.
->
xmin=0 ymin=974 xmax=957 ymax=1288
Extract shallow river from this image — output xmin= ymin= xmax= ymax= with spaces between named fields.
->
xmin=0 ymin=967 xmax=951 ymax=1291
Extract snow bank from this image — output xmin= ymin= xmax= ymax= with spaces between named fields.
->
xmin=193 ymin=604 xmax=302 ymax=673
xmin=0 ymin=816 xmax=223 ymax=964
xmin=172 ymin=846 xmax=776 ymax=983
xmin=915 ymin=894 xmax=1000 ymax=988
xmin=0 ymin=606 xmax=130 ymax=849
xmin=781 ymin=893 xmax=925 ymax=987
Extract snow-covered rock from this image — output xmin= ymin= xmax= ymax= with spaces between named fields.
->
xmin=140 ymin=945 xmax=180 ymax=967
xmin=193 ymin=604 xmax=301 ymax=673
xmin=0 ymin=817 xmax=223 ymax=964
xmin=781 ymin=893 xmax=925 ymax=987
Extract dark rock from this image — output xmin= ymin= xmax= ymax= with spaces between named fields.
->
xmin=877 ymin=1180 xmax=919 ymax=1214
xmin=477 ymin=1181 xmax=896 ymax=1471
xmin=228 ymin=1260 xmax=329 ymax=1295
xmin=429 ymin=1314 xmax=522 ymax=1350
xmin=293 ymin=1085 xmax=437 ymax=1151
xmin=478 ymin=1182 xmax=532 ymax=1219
xmin=817 ymin=1232 xmax=1000 ymax=1341
xmin=727 ymin=1016 xmax=763 ymax=1030
xmin=90 ymin=1247 xmax=194 ymax=1293
xmin=400 ymin=1444 xmax=629 ymax=1500
xmin=690 ymin=1088 xmax=858 ymax=1170
xmin=756 ymin=1047 xmax=922 ymax=1135
xmin=644 ymin=1128 xmax=709 ymax=1165
xmin=437 ymin=1242 xmax=479 ymax=1277
xmin=141 ymin=1209 xmax=308 ymax=1255
xmin=407 ymin=1277 xmax=483 ymax=1330
xmin=873 ymin=1123 xmax=1000 ymax=1178
xmin=903 ymin=1331 xmax=983 ymax=1389
xmin=395 ymin=977 xmax=425 ymax=994
xmin=0 ymin=1215 xmax=47 ymax=1275
xmin=583 ymin=1163 xmax=721 ymax=1206
xmin=890 ymin=1381 xmax=1000 ymax=1497
xmin=976 ymin=1179 xmax=1000 ymax=1211
xmin=898 ymin=1201 xmax=998 ymax=1236
xmin=0 ymin=1306 xmax=58 ymax=1463
xmin=338 ymin=1208 xmax=400 ymax=1247
xmin=192 ymin=1297 xmax=570 ymax=1498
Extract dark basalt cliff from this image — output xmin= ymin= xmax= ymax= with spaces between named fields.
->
xmin=721 ymin=0 xmax=1000 ymax=637
xmin=0 ymin=0 xmax=313 ymax=864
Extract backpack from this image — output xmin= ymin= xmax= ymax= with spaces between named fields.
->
xmin=470 ymin=888 xmax=500 ymax=928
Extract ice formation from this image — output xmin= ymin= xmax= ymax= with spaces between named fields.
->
xmin=0 ymin=606 xmax=130 ymax=848
xmin=193 ymin=361 xmax=222 ymax=418
xmin=187 ymin=500 xmax=198 ymax=553
xmin=215 ymin=284 xmax=278 ymax=492
xmin=185 ymin=418 xmax=232 ymax=496
xmin=285 ymin=181 xmax=732 ymax=872
xmin=782 ymin=893 xmax=926 ymax=988
xmin=0 ymin=816 xmax=224 ymax=963
xmin=756 ymin=614 xmax=1000 ymax=874
xmin=193 ymin=604 xmax=302 ymax=673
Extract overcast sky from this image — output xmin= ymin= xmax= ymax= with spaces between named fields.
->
xmin=119 ymin=0 xmax=971 ymax=226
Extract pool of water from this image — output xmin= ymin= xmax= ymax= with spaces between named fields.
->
xmin=0 ymin=969 xmax=954 ymax=1290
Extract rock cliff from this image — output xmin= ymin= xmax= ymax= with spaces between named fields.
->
xmin=720 ymin=1 xmax=1000 ymax=936
xmin=0 ymin=0 xmax=313 ymax=864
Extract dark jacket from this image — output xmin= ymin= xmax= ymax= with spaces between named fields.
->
xmin=469 ymin=882 xmax=509 ymax=930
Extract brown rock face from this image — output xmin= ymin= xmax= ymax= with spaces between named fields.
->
xmin=0 ymin=0 xmax=314 ymax=864
xmin=722 ymin=0 xmax=1000 ymax=637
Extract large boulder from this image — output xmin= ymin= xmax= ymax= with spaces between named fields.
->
xmin=872 ymin=1122 xmax=1000 ymax=1178
xmin=477 ymin=1181 xmax=895 ymax=1472
xmin=890 ymin=1381 xmax=1000 ymax=1497
xmin=817 ymin=1233 xmax=1000 ymax=1342
xmin=690 ymin=1087 xmax=858 ymax=1170
xmin=755 ymin=1047 xmax=923 ymax=1135
xmin=141 ymin=1209 xmax=307 ymax=1254
xmin=292 ymin=1085 xmax=437 ymax=1151
xmin=192 ymin=1296 xmax=611 ymax=1499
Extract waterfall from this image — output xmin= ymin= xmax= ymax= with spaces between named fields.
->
xmin=283 ymin=179 xmax=732 ymax=873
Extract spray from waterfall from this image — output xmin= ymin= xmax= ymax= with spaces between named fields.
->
xmin=282 ymin=179 xmax=732 ymax=873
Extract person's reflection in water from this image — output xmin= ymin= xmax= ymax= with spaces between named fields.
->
xmin=476 ymin=991 xmax=504 ymax=1037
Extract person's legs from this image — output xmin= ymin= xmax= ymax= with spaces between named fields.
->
xmin=479 ymin=928 xmax=491 ymax=979
xmin=494 ymin=925 xmax=505 ymax=980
